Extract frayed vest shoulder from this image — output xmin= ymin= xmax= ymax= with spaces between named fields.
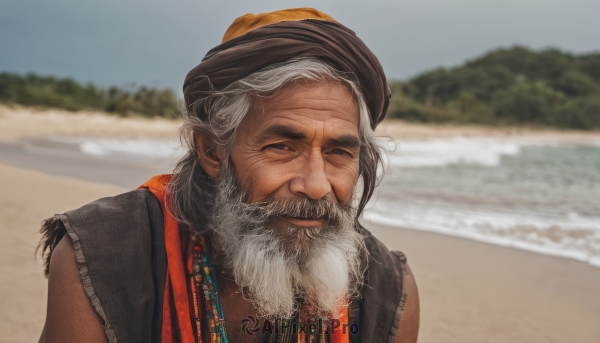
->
xmin=40 ymin=189 xmax=408 ymax=343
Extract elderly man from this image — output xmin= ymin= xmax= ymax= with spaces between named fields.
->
xmin=38 ymin=8 xmax=419 ymax=343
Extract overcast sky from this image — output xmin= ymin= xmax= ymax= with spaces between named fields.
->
xmin=1 ymin=0 xmax=599 ymax=90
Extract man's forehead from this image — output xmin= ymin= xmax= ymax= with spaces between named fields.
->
xmin=245 ymin=82 xmax=360 ymax=132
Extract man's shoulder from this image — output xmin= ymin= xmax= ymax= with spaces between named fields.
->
xmin=362 ymin=232 xmax=420 ymax=343
xmin=39 ymin=188 xmax=167 ymax=342
xmin=354 ymin=227 xmax=415 ymax=343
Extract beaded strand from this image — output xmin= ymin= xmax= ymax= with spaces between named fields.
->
xmin=190 ymin=234 xmax=229 ymax=343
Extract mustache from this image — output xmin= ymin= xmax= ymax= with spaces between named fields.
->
xmin=240 ymin=196 xmax=353 ymax=226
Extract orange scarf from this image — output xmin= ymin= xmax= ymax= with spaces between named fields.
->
xmin=140 ymin=174 xmax=349 ymax=343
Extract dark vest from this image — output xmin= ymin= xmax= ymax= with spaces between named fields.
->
xmin=42 ymin=189 xmax=408 ymax=343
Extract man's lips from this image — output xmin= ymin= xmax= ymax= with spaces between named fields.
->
xmin=281 ymin=216 xmax=324 ymax=227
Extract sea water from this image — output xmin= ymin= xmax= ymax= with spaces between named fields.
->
xmin=71 ymin=136 xmax=600 ymax=267
xmin=364 ymin=138 xmax=600 ymax=267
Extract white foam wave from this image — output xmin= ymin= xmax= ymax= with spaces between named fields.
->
xmin=75 ymin=137 xmax=185 ymax=161
xmin=383 ymin=137 xmax=522 ymax=168
xmin=364 ymin=202 xmax=600 ymax=267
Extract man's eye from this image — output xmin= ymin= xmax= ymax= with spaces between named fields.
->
xmin=267 ymin=143 xmax=289 ymax=150
xmin=330 ymin=148 xmax=351 ymax=156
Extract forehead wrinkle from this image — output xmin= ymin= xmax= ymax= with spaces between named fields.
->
xmin=262 ymin=97 xmax=357 ymax=116
xmin=258 ymin=99 xmax=359 ymax=124
xmin=259 ymin=114 xmax=357 ymax=134
xmin=248 ymin=98 xmax=357 ymax=129
xmin=263 ymin=111 xmax=358 ymax=130
xmin=254 ymin=124 xmax=306 ymax=145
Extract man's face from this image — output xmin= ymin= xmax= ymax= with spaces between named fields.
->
xmin=229 ymin=80 xmax=361 ymax=226
xmin=209 ymin=80 xmax=366 ymax=320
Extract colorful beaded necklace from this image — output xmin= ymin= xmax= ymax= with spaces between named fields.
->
xmin=187 ymin=233 xmax=347 ymax=343
xmin=189 ymin=233 xmax=229 ymax=343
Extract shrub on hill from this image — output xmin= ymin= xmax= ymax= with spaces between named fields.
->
xmin=387 ymin=47 xmax=600 ymax=129
xmin=0 ymin=73 xmax=178 ymax=118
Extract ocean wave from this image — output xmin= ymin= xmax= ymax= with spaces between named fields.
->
xmin=387 ymin=137 xmax=522 ymax=168
xmin=363 ymin=207 xmax=600 ymax=266
xmin=382 ymin=137 xmax=522 ymax=168
xmin=78 ymin=137 xmax=183 ymax=159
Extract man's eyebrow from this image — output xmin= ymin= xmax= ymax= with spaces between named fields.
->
xmin=325 ymin=135 xmax=361 ymax=149
xmin=255 ymin=124 xmax=360 ymax=149
xmin=256 ymin=125 xmax=307 ymax=143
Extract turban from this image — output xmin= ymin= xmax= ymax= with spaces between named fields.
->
xmin=183 ymin=8 xmax=391 ymax=129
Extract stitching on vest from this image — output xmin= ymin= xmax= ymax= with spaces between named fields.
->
xmin=386 ymin=251 xmax=407 ymax=343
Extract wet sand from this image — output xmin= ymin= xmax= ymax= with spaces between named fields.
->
xmin=0 ymin=138 xmax=169 ymax=189
xmin=0 ymin=164 xmax=124 ymax=342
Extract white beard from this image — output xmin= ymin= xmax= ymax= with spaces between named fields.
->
xmin=210 ymin=163 xmax=367 ymax=320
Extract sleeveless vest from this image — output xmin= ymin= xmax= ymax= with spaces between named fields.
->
xmin=41 ymin=189 xmax=408 ymax=343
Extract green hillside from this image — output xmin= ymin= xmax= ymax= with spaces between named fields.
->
xmin=387 ymin=46 xmax=600 ymax=129
xmin=0 ymin=73 xmax=178 ymax=118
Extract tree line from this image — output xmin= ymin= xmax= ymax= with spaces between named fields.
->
xmin=2 ymin=46 xmax=600 ymax=129
xmin=387 ymin=46 xmax=600 ymax=129
xmin=0 ymin=73 xmax=179 ymax=118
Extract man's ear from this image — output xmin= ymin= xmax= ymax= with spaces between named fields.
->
xmin=193 ymin=132 xmax=224 ymax=178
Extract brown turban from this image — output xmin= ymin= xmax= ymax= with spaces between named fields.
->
xmin=183 ymin=8 xmax=390 ymax=129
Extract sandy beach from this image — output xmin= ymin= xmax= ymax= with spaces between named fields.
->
xmin=1 ymin=105 xmax=599 ymax=342
xmin=0 ymin=105 xmax=180 ymax=143
xmin=363 ymin=221 xmax=600 ymax=343
xmin=0 ymin=164 xmax=124 ymax=342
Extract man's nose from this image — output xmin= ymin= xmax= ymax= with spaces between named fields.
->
xmin=289 ymin=149 xmax=332 ymax=200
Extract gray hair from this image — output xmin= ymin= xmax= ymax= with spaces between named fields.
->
xmin=170 ymin=58 xmax=383 ymax=232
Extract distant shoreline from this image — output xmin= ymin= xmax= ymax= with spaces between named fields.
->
xmin=3 ymin=104 xmax=600 ymax=145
